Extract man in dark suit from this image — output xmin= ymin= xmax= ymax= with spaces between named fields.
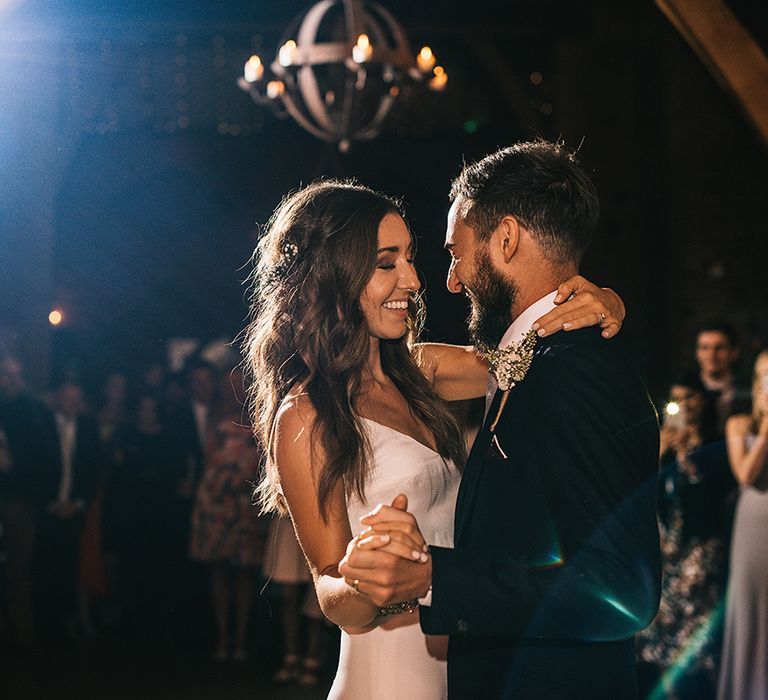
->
xmin=340 ymin=141 xmax=661 ymax=698
xmin=0 ymin=356 xmax=54 ymax=649
xmin=36 ymin=378 xmax=100 ymax=641
xmin=163 ymin=358 xmax=218 ymax=642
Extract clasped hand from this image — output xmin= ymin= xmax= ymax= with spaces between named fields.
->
xmin=338 ymin=494 xmax=432 ymax=608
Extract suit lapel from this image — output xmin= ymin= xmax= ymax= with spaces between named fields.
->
xmin=453 ymin=340 xmax=554 ymax=541
xmin=454 ymin=386 xmax=521 ymax=539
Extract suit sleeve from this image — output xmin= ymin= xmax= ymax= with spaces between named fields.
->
xmin=420 ymin=343 xmax=661 ymax=641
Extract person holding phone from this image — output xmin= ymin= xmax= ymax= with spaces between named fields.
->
xmin=719 ymin=351 xmax=768 ymax=699
xmin=637 ymin=373 xmax=732 ymax=699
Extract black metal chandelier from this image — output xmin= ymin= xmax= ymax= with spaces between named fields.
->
xmin=238 ymin=0 xmax=446 ymax=151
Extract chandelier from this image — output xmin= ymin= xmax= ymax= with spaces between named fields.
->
xmin=237 ymin=0 xmax=447 ymax=151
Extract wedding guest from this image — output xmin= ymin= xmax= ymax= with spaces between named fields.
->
xmin=97 ymin=372 xmax=128 ymax=448
xmin=189 ymin=370 xmax=267 ymax=660
xmin=695 ymin=321 xmax=750 ymax=433
xmin=166 ymin=360 xmax=217 ymax=506
xmin=36 ymin=378 xmax=100 ymax=642
xmin=718 ymin=351 xmax=768 ymax=700
xmin=0 ymin=356 xmax=53 ymax=650
xmin=165 ymin=359 xmax=218 ymax=642
xmin=103 ymin=393 xmax=177 ymax=640
xmin=262 ymin=515 xmax=326 ymax=685
xmin=637 ymin=372 xmax=732 ymax=698
xmin=139 ymin=362 xmax=167 ymax=400
xmin=77 ymin=372 xmax=129 ymax=636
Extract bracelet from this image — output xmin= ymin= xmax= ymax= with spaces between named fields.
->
xmin=377 ymin=598 xmax=419 ymax=617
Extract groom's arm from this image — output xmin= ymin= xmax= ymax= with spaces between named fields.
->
xmin=421 ymin=531 xmax=657 ymax=641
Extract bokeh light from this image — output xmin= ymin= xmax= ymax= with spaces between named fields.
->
xmin=48 ymin=309 xmax=63 ymax=325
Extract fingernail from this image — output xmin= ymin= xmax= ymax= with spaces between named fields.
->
xmin=419 ymin=552 xmax=429 ymax=563
xmin=422 ymin=544 xmax=428 ymax=553
xmin=537 ymin=328 xmax=547 ymax=337
xmin=555 ymin=293 xmax=563 ymax=302
xmin=562 ymin=322 xmax=572 ymax=330
xmin=531 ymin=322 xmax=540 ymax=330
xmin=411 ymin=550 xmax=422 ymax=560
xmin=377 ymin=535 xmax=390 ymax=543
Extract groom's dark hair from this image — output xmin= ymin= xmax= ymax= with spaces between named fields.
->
xmin=450 ymin=140 xmax=599 ymax=265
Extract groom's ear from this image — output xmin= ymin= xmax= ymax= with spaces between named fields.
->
xmin=492 ymin=215 xmax=521 ymax=265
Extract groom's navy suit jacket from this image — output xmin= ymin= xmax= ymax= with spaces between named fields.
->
xmin=420 ymin=328 xmax=661 ymax=699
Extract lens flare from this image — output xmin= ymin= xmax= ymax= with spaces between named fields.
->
xmin=647 ymin=599 xmax=726 ymax=700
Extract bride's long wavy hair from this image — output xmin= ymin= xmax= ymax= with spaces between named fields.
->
xmin=244 ymin=179 xmax=466 ymax=521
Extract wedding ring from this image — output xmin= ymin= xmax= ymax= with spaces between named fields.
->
xmin=351 ymin=579 xmax=360 ymax=592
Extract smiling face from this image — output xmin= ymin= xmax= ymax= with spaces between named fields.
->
xmin=360 ymin=213 xmax=420 ymax=341
xmin=444 ymin=199 xmax=515 ymax=346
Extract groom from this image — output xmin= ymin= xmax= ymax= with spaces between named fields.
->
xmin=340 ymin=141 xmax=661 ymax=698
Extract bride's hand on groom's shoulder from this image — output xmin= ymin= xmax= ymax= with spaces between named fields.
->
xmin=532 ymin=274 xmax=625 ymax=339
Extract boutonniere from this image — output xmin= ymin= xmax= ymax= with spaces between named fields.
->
xmin=478 ymin=329 xmax=538 ymax=433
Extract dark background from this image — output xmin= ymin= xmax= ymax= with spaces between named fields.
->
xmin=1 ymin=0 xmax=767 ymax=398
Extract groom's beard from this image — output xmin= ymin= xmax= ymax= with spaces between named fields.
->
xmin=467 ymin=248 xmax=517 ymax=347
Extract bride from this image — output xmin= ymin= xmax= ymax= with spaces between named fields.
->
xmin=244 ymin=179 xmax=623 ymax=698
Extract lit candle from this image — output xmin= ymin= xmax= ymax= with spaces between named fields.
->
xmin=428 ymin=65 xmax=447 ymax=91
xmin=416 ymin=46 xmax=435 ymax=73
xmin=266 ymin=80 xmax=285 ymax=99
xmin=244 ymin=55 xmax=263 ymax=82
xmin=352 ymin=34 xmax=373 ymax=64
xmin=278 ymin=40 xmax=297 ymax=67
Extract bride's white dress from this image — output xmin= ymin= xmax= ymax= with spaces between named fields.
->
xmin=327 ymin=418 xmax=460 ymax=700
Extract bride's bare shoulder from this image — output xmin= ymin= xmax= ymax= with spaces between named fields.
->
xmin=275 ymin=390 xmax=319 ymax=445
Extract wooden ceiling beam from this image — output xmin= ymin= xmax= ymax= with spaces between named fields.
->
xmin=656 ymin=0 xmax=768 ymax=145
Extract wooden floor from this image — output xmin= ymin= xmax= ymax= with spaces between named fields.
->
xmin=4 ymin=640 xmax=333 ymax=699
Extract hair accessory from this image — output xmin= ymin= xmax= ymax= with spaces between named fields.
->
xmin=263 ymin=241 xmax=299 ymax=288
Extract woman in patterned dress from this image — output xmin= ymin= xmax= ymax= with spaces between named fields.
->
xmin=190 ymin=371 xmax=267 ymax=659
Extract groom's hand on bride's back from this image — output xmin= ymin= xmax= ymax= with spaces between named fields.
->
xmin=338 ymin=494 xmax=433 ymax=607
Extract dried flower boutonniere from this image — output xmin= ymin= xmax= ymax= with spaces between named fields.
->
xmin=478 ymin=329 xmax=538 ymax=432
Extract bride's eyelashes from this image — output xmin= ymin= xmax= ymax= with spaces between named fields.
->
xmin=377 ymin=258 xmax=416 ymax=271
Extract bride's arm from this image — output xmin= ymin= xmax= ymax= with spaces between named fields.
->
xmin=274 ymin=398 xmax=377 ymax=628
xmin=415 ymin=275 xmax=626 ymax=402
xmin=414 ymin=343 xmax=489 ymax=402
